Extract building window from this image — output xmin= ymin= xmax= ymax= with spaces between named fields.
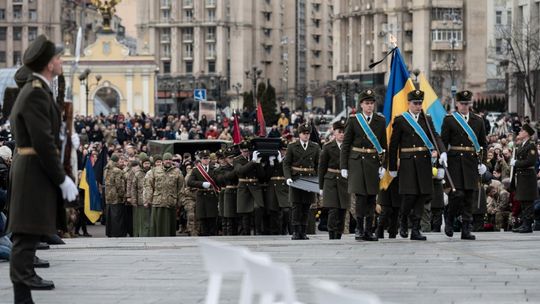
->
xmin=263 ymin=28 xmax=271 ymax=37
xmin=184 ymin=43 xmax=193 ymax=58
xmin=160 ymin=0 xmax=170 ymax=7
xmin=183 ymin=27 xmax=193 ymax=41
xmin=313 ymin=19 xmax=320 ymax=27
xmin=495 ymin=11 xmax=502 ymax=25
xmin=431 ymin=29 xmax=462 ymax=42
xmin=263 ymin=12 xmax=271 ymax=21
xmin=207 ymin=43 xmax=216 ymax=58
xmin=312 ymin=3 xmax=320 ymax=11
xmin=185 ymin=9 xmax=193 ymax=21
xmin=162 ymin=44 xmax=171 ymax=57
xmin=207 ymin=9 xmax=216 ymax=21
xmin=207 ymin=27 xmax=215 ymax=41
xmin=0 ymin=9 xmax=5 ymax=20
xmin=0 ymin=27 xmax=6 ymax=40
xmin=185 ymin=61 xmax=193 ymax=73
xmin=0 ymin=51 xmax=5 ymax=62
xmin=29 ymin=9 xmax=37 ymax=21
xmin=13 ymin=5 xmax=22 ymax=19
xmin=208 ymin=61 xmax=215 ymax=73
xmin=13 ymin=51 xmax=21 ymax=64
xmin=206 ymin=0 xmax=216 ymax=6
xmin=183 ymin=0 xmax=193 ymax=7
xmin=507 ymin=11 xmax=512 ymax=27
xmin=13 ymin=27 xmax=22 ymax=40
xmin=28 ymin=27 xmax=38 ymax=41
xmin=495 ymin=38 xmax=503 ymax=54
xmin=431 ymin=8 xmax=462 ymax=21
xmin=163 ymin=61 xmax=171 ymax=74
xmin=313 ymin=34 xmax=320 ymax=43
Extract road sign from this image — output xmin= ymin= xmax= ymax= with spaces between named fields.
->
xmin=305 ymin=95 xmax=313 ymax=110
xmin=451 ymin=85 xmax=457 ymax=95
xmin=194 ymin=89 xmax=207 ymax=101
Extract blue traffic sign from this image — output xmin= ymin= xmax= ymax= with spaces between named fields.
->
xmin=194 ymin=89 xmax=207 ymax=101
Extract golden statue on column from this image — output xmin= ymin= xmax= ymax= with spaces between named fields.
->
xmin=92 ymin=0 xmax=121 ymax=32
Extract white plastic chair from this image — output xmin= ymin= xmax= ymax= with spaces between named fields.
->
xmin=242 ymin=251 xmax=304 ymax=304
xmin=198 ymin=239 xmax=271 ymax=304
xmin=310 ymin=279 xmax=382 ymax=304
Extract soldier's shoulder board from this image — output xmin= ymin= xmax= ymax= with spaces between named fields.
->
xmin=376 ymin=112 xmax=385 ymax=118
xmin=471 ymin=113 xmax=482 ymax=119
xmin=32 ymin=79 xmax=42 ymax=88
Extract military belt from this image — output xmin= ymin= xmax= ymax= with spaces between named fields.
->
xmin=17 ymin=147 xmax=37 ymax=155
xmin=225 ymin=185 xmax=238 ymax=189
xmin=238 ymin=178 xmax=258 ymax=183
xmin=400 ymin=147 xmax=428 ymax=153
xmin=352 ymin=147 xmax=377 ymax=154
xmin=449 ymin=146 xmax=475 ymax=152
xmin=326 ymin=168 xmax=340 ymax=174
xmin=270 ymin=176 xmax=286 ymax=181
xmin=292 ymin=166 xmax=315 ymax=172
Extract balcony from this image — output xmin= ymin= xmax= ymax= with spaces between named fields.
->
xmin=431 ymin=41 xmax=464 ymax=51
xmin=183 ymin=34 xmax=193 ymax=42
xmin=160 ymin=35 xmax=170 ymax=43
xmin=206 ymin=34 xmax=216 ymax=42
xmin=205 ymin=0 xmax=216 ymax=8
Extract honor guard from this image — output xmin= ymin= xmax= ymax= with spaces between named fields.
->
xmin=340 ymin=88 xmax=387 ymax=241
xmin=441 ymin=90 xmax=488 ymax=240
xmin=320 ymin=121 xmax=350 ymax=239
xmin=216 ymin=147 xmax=239 ymax=235
xmin=510 ymin=124 xmax=538 ymax=233
xmin=388 ymin=90 xmax=445 ymax=241
xmin=283 ymin=123 xmax=321 ymax=240
xmin=187 ymin=150 xmax=220 ymax=236
xmin=213 ymin=149 xmax=227 ymax=234
xmin=265 ymin=139 xmax=292 ymax=235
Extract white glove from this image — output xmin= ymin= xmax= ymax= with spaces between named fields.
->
xmin=378 ymin=167 xmax=386 ymax=179
xmin=439 ymin=152 xmax=448 ymax=167
xmin=202 ymin=182 xmax=211 ymax=189
xmin=286 ymin=178 xmax=293 ymax=186
xmin=60 ymin=176 xmax=78 ymax=201
xmin=478 ymin=164 xmax=487 ymax=175
xmin=341 ymin=169 xmax=348 ymax=178
xmin=319 ymin=189 xmax=323 ymax=196
xmin=269 ymin=156 xmax=276 ymax=166
xmin=510 ymin=159 xmax=516 ymax=166
xmin=436 ymin=168 xmax=445 ymax=180
xmin=71 ymin=133 xmax=80 ymax=150
xmin=277 ymin=151 xmax=283 ymax=162
xmin=252 ymin=151 xmax=260 ymax=163
xmin=389 ymin=171 xmax=398 ymax=178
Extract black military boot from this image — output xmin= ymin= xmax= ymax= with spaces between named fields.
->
xmin=444 ymin=215 xmax=454 ymax=237
xmin=512 ymin=221 xmax=525 ymax=233
xmin=375 ymin=224 xmax=384 ymax=239
xmin=410 ymin=221 xmax=427 ymax=241
xmin=399 ymin=215 xmax=408 ymax=238
xmin=355 ymin=217 xmax=364 ymax=240
xmin=291 ymin=225 xmax=301 ymax=240
xmin=14 ymin=283 xmax=34 ymax=304
xmin=461 ymin=221 xmax=476 ymax=240
xmin=328 ymin=231 xmax=335 ymax=240
xmin=534 ymin=220 xmax=540 ymax=231
xmin=362 ymin=217 xmax=378 ymax=241
xmin=33 ymin=256 xmax=49 ymax=268
xmin=518 ymin=220 xmax=533 ymax=233
xmin=300 ymin=225 xmax=309 ymax=240
xmin=335 ymin=232 xmax=342 ymax=239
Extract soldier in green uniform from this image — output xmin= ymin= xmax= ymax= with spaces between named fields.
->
xmin=233 ymin=141 xmax=265 ymax=235
xmin=283 ymin=123 xmax=321 ymax=240
xmin=510 ymin=124 xmax=538 ymax=233
xmin=104 ymin=154 xmax=127 ymax=237
xmin=124 ymin=158 xmax=137 ymax=237
xmin=266 ymin=139 xmax=291 ymax=235
xmin=8 ymin=35 xmax=79 ymax=300
xmin=180 ymin=163 xmax=199 ymax=236
xmin=340 ymin=89 xmax=387 ymax=241
xmin=131 ymin=153 xmax=152 ymax=237
xmin=216 ymin=147 xmax=239 ymax=235
xmin=320 ymin=121 xmax=350 ymax=239
xmin=145 ymin=153 xmax=184 ymax=237
xmin=388 ymin=90 xmax=445 ymax=241
xmin=441 ymin=90 xmax=488 ymax=240
xmin=187 ymin=150 xmax=220 ymax=236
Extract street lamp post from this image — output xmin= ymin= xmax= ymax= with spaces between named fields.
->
xmin=232 ymin=82 xmax=242 ymax=111
xmin=245 ymin=66 xmax=263 ymax=106
xmin=443 ymin=11 xmax=462 ymax=112
xmin=78 ymin=68 xmax=102 ymax=116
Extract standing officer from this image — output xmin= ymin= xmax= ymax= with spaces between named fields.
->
xmin=216 ymin=147 xmax=239 ymax=235
xmin=283 ymin=123 xmax=321 ymax=240
xmin=320 ymin=121 xmax=350 ymax=239
xmin=187 ymin=150 xmax=220 ymax=236
xmin=180 ymin=161 xmax=199 ymax=236
xmin=511 ymin=124 xmax=538 ymax=233
xmin=340 ymin=89 xmax=387 ymax=241
xmin=131 ymin=153 xmax=152 ymax=237
xmin=441 ymin=90 xmax=487 ymax=240
xmin=266 ymin=139 xmax=291 ymax=235
xmin=388 ymin=90 xmax=445 ymax=241
xmin=8 ymin=35 xmax=79 ymax=302
xmin=104 ymin=154 xmax=127 ymax=237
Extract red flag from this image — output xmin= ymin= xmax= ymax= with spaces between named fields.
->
xmin=232 ymin=114 xmax=243 ymax=144
xmin=256 ymin=100 xmax=266 ymax=137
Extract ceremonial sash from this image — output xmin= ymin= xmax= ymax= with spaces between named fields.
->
xmin=355 ymin=114 xmax=384 ymax=154
xmin=452 ymin=112 xmax=481 ymax=153
xmin=402 ymin=112 xmax=435 ymax=151
xmin=196 ymin=163 xmax=220 ymax=192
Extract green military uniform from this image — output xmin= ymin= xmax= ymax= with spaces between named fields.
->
xmin=144 ymin=153 xmax=184 ymax=237
xmin=340 ymin=89 xmax=387 ymax=241
xmin=104 ymin=155 xmax=127 ymax=237
xmin=124 ymin=161 xmax=137 ymax=237
xmin=187 ymin=150 xmax=219 ymax=236
xmin=511 ymin=124 xmax=538 ymax=233
xmin=216 ymin=147 xmax=239 ymax=235
xmin=320 ymin=122 xmax=350 ymax=239
xmin=180 ymin=168 xmax=199 ymax=236
xmin=8 ymin=35 xmax=67 ymax=299
xmin=131 ymin=154 xmax=151 ymax=237
xmin=389 ymin=90 xmax=445 ymax=241
xmin=441 ymin=90 xmax=487 ymax=240
xmin=265 ymin=139 xmax=291 ymax=235
xmin=283 ymin=123 xmax=321 ymax=240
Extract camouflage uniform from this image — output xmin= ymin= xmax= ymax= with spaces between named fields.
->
xmin=124 ymin=162 xmax=137 ymax=236
xmin=487 ymin=183 xmax=511 ymax=231
xmin=131 ymin=164 xmax=151 ymax=237
xmin=104 ymin=159 xmax=127 ymax=237
xmin=144 ymin=164 xmax=184 ymax=237
xmin=180 ymin=168 xmax=199 ymax=236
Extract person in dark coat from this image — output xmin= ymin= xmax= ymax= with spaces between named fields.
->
xmin=440 ymin=90 xmax=488 ymax=240
xmin=319 ymin=121 xmax=350 ymax=239
xmin=388 ymin=90 xmax=445 ymax=241
xmin=8 ymin=35 xmax=79 ymax=302
xmin=215 ymin=148 xmax=238 ymax=235
xmin=283 ymin=123 xmax=321 ymax=240
xmin=376 ymin=176 xmax=401 ymax=238
xmin=511 ymin=124 xmax=538 ymax=233
xmin=340 ymin=88 xmax=387 ymax=241
xmin=266 ymin=139 xmax=292 ymax=235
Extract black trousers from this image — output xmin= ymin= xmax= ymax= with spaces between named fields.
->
xmin=356 ymin=194 xmax=376 ymax=218
xmin=280 ymin=207 xmax=292 ymax=235
xmin=431 ymin=207 xmax=444 ymax=231
xmin=253 ymin=207 xmax=265 ymax=235
xmin=74 ymin=207 xmax=88 ymax=234
xmin=200 ymin=218 xmax=217 ymax=236
xmin=10 ymin=234 xmax=40 ymax=285
xmin=327 ymin=208 xmax=346 ymax=233
xmin=447 ymin=189 xmax=474 ymax=222
xmin=379 ymin=205 xmax=400 ymax=234
xmin=265 ymin=209 xmax=281 ymax=235
xmin=401 ymin=194 xmax=430 ymax=222
xmin=521 ymin=201 xmax=534 ymax=221
xmin=291 ymin=202 xmax=310 ymax=226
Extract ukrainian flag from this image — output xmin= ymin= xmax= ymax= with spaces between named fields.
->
xmin=419 ymin=73 xmax=447 ymax=133
xmin=80 ymin=158 xmax=103 ymax=223
xmin=380 ymin=48 xmax=416 ymax=189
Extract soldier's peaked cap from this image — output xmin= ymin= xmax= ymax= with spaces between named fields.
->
xmin=359 ymin=88 xmax=377 ymax=102
xmin=407 ymin=90 xmax=424 ymax=102
xmin=298 ymin=123 xmax=312 ymax=133
xmin=521 ymin=124 xmax=535 ymax=137
xmin=23 ymin=35 xmax=64 ymax=73
xmin=456 ymin=90 xmax=473 ymax=103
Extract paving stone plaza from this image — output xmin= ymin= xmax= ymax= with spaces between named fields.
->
xmin=1 ymin=232 xmax=540 ymax=304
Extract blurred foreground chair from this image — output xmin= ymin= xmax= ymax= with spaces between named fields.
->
xmin=311 ymin=279 xmax=382 ymax=304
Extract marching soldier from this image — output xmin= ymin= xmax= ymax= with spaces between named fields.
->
xmin=131 ymin=153 xmax=152 ymax=237
xmin=320 ymin=121 xmax=350 ymax=239
xmin=441 ymin=90 xmax=488 ymax=240
xmin=144 ymin=153 xmax=184 ymax=237
xmin=510 ymin=124 xmax=538 ymax=233
xmin=233 ymin=140 xmax=265 ymax=235
xmin=283 ymin=123 xmax=321 ymax=240
xmin=216 ymin=147 xmax=239 ymax=235
xmin=388 ymin=90 xmax=445 ymax=241
xmin=340 ymin=88 xmax=387 ymax=241
xmin=104 ymin=154 xmax=127 ymax=237
xmin=266 ymin=139 xmax=291 ymax=235
xmin=187 ymin=150 xmax=220 ymax=236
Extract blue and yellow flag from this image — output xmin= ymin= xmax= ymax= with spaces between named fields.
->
xmin=380 ymin=48 xmax=416 ymax=189
xmin=419 ymin=73 xmax=447 ymax=133
xmin=80 ymin=158 xmax=103 ymax=223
